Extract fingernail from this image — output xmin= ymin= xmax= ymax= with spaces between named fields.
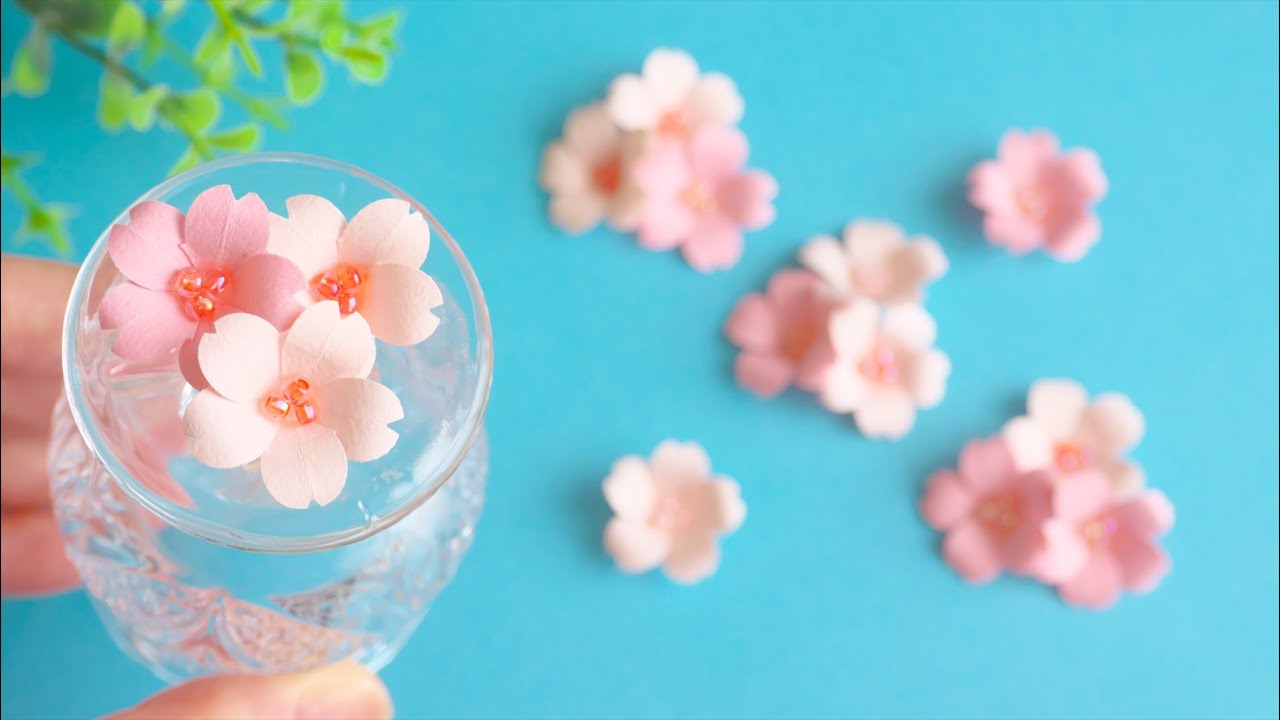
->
xmin=292 ymin=663 xmax=393 ymax=720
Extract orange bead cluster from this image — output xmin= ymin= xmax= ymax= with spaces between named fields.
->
xmin=857 ymin=343 xmax=901 ymax=385
xmin=1053 ymin=442 xmax=1092 ymax=473
xmin=175 ymin=268 xmax=230 ymax=320
xmin=312 ymin=266 xmax=364 ymax=315
xmin=263 ymin=379 xmax=317 ymax=425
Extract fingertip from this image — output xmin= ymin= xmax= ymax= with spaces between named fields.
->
xmin=0 ymin=511 xmax=81 ymax=597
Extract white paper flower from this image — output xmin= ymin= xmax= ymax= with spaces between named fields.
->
xmin=799 ymin=220 xmax=948 ymax=305
xmin=538 ymin=103 xmax=645 ymax=234
xmin=1002 ymin=379 xmax=1146 ymax=495
xmin=606 ymin=48 xmax=744 ymax=138
xmin=819 ymin=300 xmax=950 ymax=439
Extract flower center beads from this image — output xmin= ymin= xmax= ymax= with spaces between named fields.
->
xmin=312 ymin=266 xmax=364 ymax=315
xmin=592 ymin=155 xmax=623 ymax=194
xmin=649 ymin=496 xmax=692 ymax=530
xmin=656 ymin=110 xmax=690 ymax=138
xmin=175 ymin=268 xmax=229 ymax=320
xmin=263 ymin=379 xmax=317 ymax=424
xmin=1080 ymin=514 xmax=1119 ymax=549
xmin=1053 ymin=442 xmax=1092 ymax=473
xmin=680 ymin=182 xmax=716 ymax=213
xmin=857 ymin=343 xmax=901 ymax=384
xmin=1015 ymin=186 xmax=1049 ymax=222
xmin=975 ymin=492 xmax=1021 ymax=533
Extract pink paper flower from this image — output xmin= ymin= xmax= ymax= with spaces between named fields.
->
xmin=920 ymin=437 xmax=1059 ymax=583
xmin=602 ymin=440 xmax=746 ymax=584
xmin=1040 ymin=471 xmax=1175 ymax=609
xmin=606 ymin=48 xmax=744 ymax=139
xmin=819 ymin=300 xmax=950 ymax=439
xmin=183 ymin=303 xmax=403 ymax=509
xmin=98 ymin=185 xmax=305 ymax=383
xmin=268 ymin=196 xmax=444 ymax=347
xmin=723 ymin=268 xmax=835 ymax=397
xmin=1002 ymin=379 xmax=1146 ymax=495
xmin=968 ymin=129 xmax=1108 ymax=261
xmin=539 ymin=103 xmax=645 ymax=234
xmin=798 ymin=220 xmax=948 ymax=305
xmin=632 ymin=127 xmax=777 ymax=272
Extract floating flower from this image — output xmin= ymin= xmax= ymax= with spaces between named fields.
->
xmin=98 ymin=185 xmax=305 ymax=384
xmin=920 ymin=436 xmax=1060 ymax=583
xmin=819 ymin=300 xmax=950 ymax=439
xmin=269 ymin=195 xmax=444 ymax=347
xmin=798 ymin=220 xmax=948 ymax=305
xmin=632 ymin=127 xmax=777 ymax=272
xmin=968 ymin=129 xmax=1108 ymax=261
xmin=538 ymin=103 xmax=645 ymax=234
xmin=183 ymin=303 xmax=403 ymax=509
xmin=606 ymin=47 xmax=743 ymax=139
xmin=1002 ymin=379 xmax=1146 ymax=495
xmin=724 ymin=268 xmax=835 ymax=397
xmin=602 ymin=440 xmax=746 ymax=584
xmin=1041 ymin=471 xmax=1174 ymax=609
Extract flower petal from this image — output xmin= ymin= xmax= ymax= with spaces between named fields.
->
xmin=1052 ymin=468 xmax=1115 ymax=522
xmin=1113 ymin=534 xmax=1170 ymax=593
xmin=1044 ymin=212 xmax=1101 ymax=262
xmin=548 ymin=190 xmax=607 ymax=234
xmin=1115 ymin=490 xmax=1175 ymax=537
xmin=718 ymin=171 xmax=777 ymax=230
xmin=632 ymin=140 xmax=692 ymax=199
xmin=984 ymin=212 xmax=1044 ymax=254
xmin=605 ymin=73 xmax=656 ymax=131
xmin=606 ymin=185 xmax=645 ymax=232
xmin=820 ymin=365 xmax=867 ymax=413
xmin=957 ymin=436 xmax=1018 ymax=492
xmin=724 ymin=293 xmax=777 ymax=351
xmin=1002 ymin=415 xmax=1053 ymax=471
xmin=282 ymin=302 xmax=376 ymax=384
xmin=563 ymin=103 xmax=618 ymax=161
xmin=108 ymin=201 xmax=190 ymax=290
xmin=313 ymin=377 xmax=403 ymax=462
xmin=197 ymin=312 xmax=282 ymax=403
xmin=285 ymin=194 xmax=347 ymax=247
xmin=690 ymin=127 xmax=748 ymax=180
xmin=1024 ymin=519 xmax=1090 ymax=584
xmin=268 ymin=197 xmax=343 ymax=280
xmin=650 ymin=440 xmax=711 ymax=487
xmin=828 ymin=299 xmax=877 ymax=358
xmin=681 ymin=215 xmax=743 ymax=272
xmin=799 ymin=235 xmax=854 ymax=295
xmin=339 ymin=199 xmax=430 ymax=270
xmin=854 ymin=386 xmax=917 ymax=439
xmin=636 ymin=200 xmax=695 ymax=251
xmin=942 ymin=522 xmax=1003 ymax=583
xmin=684 ymin=72 xmax=743 ymax=128
xmin=1027 ymin=378 xmax=1088 ymax=438
xmin=908 ymin=348 xmax=950 ymax=408
xmin=359 ymin=264 xmax=443 ymax=346
xmin=1101 ymin=458 xmax=1147 ymax=496
xmin=538 ymin=141 xmax=590 ymax=194
xmin=603 ymin=456 xmax=656 ymax=520
xmin=1057 ymin=149 xmax=1108 ymax=203
xmin=882 ymin=304 xmax=936 ymax=351
xmin=997 ymin=129 xmax=1060 ymax=184
xmin=706 ymin=478 xmax=746 ymax=533
xmin=178 ymin=335 xmax=209 ymax=390
xmin=967 ymin=161 xmax=1017 ymax=216
xmin=1057 ymin=552 xmax=1123 ymax=610
xmin=843 ymin=219 xmax=905 ymax=269
xmin=99 ymin=282 xmax=198 ymax=361
xmin=227 ymin=253 xmax=305 ymax=330
xmin=641 ymin=48 xmax=699 ymax=107
xmin=919 ymin=469 xmax=973 ymax=530
xmin=183 ymin=185 xmax=269 ymax=270
xmin=604 ymin=518 xmax=668 ymax=573
xmin=260 ymin=424 xmax=348 ymax=509
xmin=183 ymin=389 xmax=278 ymax=468
xmin=663 ymin=534 xmax=720 ymax=584
xmin=735 ymin=352 xmax=794 ymax=398
xmin=1080 ymin=391 xmax=1145 ymax=455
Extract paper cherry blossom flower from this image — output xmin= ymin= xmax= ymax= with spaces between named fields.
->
xmin=1002 ymin=378 xmax=1146 ymax=495
xmin=268 ymin=195 xmax=444 ymax=347
xmin=724 ymin=268 xmax=835 ymax=397
xmin=819 ymin=300 xmax=950 ymax=439
xmin=632 ymin=127 xmax=777 ymax=272
xmin=1040 ymin=471 xmax=1174 ymax=609
xmin=183 ymin=303 xmax=403 ymax=509
xmin=99 ymin=185 xmax=305 ymax=381
xmin=920 ymin=436 xmax=1060 ymax=583
xmin=968 ymin=129 xmax=1108 ymax=262
xmin=606 ymin=47 xmax=744 ymax=139
xmin=602 ymin=440 xmax=746 ymax=584
xmin=539 ymin=103 xmax=645 ymax=234
xmin=798 ymin=220 xmax=948 ymax=305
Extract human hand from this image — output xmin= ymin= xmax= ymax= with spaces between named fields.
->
xmin=1 ymin=253 xmax=393 ymax=719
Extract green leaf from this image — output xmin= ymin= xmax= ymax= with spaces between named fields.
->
xmin=1 ymin=150 xmax=35 ymax=178
xmin=10 ymin=26 xmax=52 ymax=98
xmin=208 ymin=124 xmax=260 ymax=152
xmin=128 ymin=84 xmax=168 ymax=131
xmin=233 ymin=35 xmax=263 ymax=77
xmin=206 ymin=51 xmax=236 ymax=86
xmin=160 ymin=0 xmax=187 ymax=18
xmin=172 ymin=89 xmax=221 ymax=133
xmin=18 ymin=202 xmax=76 ymax=256
xmin=168 ymin=147 xmax=202 ymax=176
xmin=284 ymin=50 xmax=324 ymax=105
xmin=246 ymin=98 xmax=289 ymax=130
xmin=354 ymin=12 xmax=399 ymax=46
xmin=98 ymin=73 xmax=134 ymax=131
xmin=319 ymin=23 xmax=346 ymax=55
xmin=107 ymin=1 xmax=146 ymax=56
xmin=15 ymin=0 xmax=120 ymax=38
xmin=341 ymin=47 xmax=388 ymax=84
xmin=194 ymin=28 xmax=231 ymax=68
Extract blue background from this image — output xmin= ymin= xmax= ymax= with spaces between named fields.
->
xmin=3 ymin=2 xmax=1278 ymax=718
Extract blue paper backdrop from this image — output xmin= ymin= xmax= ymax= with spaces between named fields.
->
xmin=3 ymin=2 xmax=1278 ymax=718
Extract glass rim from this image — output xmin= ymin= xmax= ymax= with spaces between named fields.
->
xmin=60 ymin=151 xmax=494 ymax=554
